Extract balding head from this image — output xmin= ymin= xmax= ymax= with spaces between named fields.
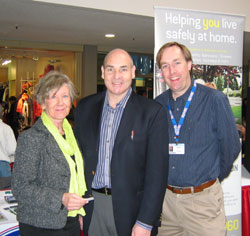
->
xmin=103 ymin=48 xmax=134 ymax=67
xmin=101 ymin=48 xmax=136 ymax=107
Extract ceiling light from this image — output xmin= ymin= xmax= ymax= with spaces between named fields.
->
xmin=105 ymin=34 xmax=115 ymax=38
xmin=2 ymin=59 xmax=12 ymax=65
xmin=49 ymin=59 xmax=61 ymax=63
xmin=33 ymin=56 xmax=39 ymax=61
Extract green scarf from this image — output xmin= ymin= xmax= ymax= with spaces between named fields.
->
xmin=41 ymin=112 xmax=87 ymax=217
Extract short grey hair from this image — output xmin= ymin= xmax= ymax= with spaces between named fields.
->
xmin=35 ymin=71 xmax=78 ymax=105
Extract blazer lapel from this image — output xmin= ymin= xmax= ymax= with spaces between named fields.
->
xmin=92 ymin=93 xmax=105 ymax=149
xmin=38 ymin=120 xmax=69 ymax=168
xmin=113 ymin=92 xmax=137 ymax=147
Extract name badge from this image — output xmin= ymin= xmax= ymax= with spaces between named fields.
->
xmin=169 ymin=143 xmax=185 ymax=155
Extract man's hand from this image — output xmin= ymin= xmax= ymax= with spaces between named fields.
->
xmin=131 ymin=224 xmax=151 ymax=236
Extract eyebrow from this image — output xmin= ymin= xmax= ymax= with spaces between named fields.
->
xmin=104 ymin=65 xmax=113 ymax=68
xmin=104 ymin=65 xmax=129 ymax=68
xmin=160 ymin=58 xmax=180 ymax=65
xmin=160 ymin=62 xmax=168 ymax=67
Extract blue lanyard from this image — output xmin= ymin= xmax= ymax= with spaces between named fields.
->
xmin=168 ymin=81 xmax=197 ymax=144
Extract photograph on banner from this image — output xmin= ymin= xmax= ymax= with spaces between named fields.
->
xmin=154 ymin=6 xmax=244 ymax=236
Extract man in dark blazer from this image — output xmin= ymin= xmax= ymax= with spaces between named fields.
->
xmin=74 ymin=49 xmax=169 ymax=236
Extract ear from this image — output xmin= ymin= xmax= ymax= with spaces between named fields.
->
xmin=132 ymin=65 xmax=136 ymax=79
xmin=188 ymin=61 xmax=192 ymax=71
xmin=101 ymin=66 xmax=105 ymax=80
xmin=41 ymin=104 xmax=46 ymax=111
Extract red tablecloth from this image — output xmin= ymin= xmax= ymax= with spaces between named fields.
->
xmin=242 ymin=185 xmax=250 ymax=236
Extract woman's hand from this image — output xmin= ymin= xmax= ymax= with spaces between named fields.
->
xmin=62 ymin=193 xmax=88 ymax=211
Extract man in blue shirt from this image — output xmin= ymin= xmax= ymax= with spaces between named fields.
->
xmin=155 ymin=42 xmax=241 ymax=236
xmin=74 ymin=49 xmax=169 ymax=236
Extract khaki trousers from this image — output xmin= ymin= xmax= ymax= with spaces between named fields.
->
xmin=158 ymin=180 xmax=226 ymax=236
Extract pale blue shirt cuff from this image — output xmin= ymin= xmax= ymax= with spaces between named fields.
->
xmin=136 ymin=220 xmax=153 ymax=231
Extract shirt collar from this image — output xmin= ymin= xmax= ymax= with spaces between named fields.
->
xmin=104 ymin=87 xmax=132 ymax=109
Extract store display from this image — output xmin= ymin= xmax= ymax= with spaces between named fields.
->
xmin=0 ymin=190 xmax=19 ymax=235
xmin=4 ymin=196 xmax=17 ymax=204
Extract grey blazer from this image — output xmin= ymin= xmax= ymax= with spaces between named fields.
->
xmin=12 ymin=118 xmax=71 ymax=229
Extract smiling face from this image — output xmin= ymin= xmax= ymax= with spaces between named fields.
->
xmin=101 ymin=49 xmax=135 ymax=106
xmin=160 ymin=46 xmax=192 ymax=100
xmin=42 ymin=83 xmax=71 ymax=127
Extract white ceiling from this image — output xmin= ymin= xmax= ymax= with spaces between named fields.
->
xmin=0 ymin=0 xmax=250 ymax=65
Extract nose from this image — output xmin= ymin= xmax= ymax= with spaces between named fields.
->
xmin=57 ymin=96 xmax=64 ymax=105
xmin=169 ymin=64 xmax=176 ymax=74
xmin=113 ymin=69 xmax=121 ymax=79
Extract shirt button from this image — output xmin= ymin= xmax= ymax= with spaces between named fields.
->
xmin=172 ymin=166 xmax=176 ymax=169
xmin=176 ymin=108 xmax=179 ymax=111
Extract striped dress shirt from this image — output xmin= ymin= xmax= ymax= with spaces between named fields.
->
xmin=92 ymin=88 xmax=132 ymax=189
xmin=91 ymin=88 xmax=153 ymax=231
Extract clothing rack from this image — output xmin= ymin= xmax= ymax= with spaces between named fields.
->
xmin=20 ymin=72 xmax=36 ymax=94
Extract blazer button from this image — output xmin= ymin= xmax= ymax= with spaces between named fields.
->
xmin=92 ymin=170 xmax=95 ymax=175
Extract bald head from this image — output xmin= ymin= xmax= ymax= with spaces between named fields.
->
xmin=101 ymin=48 xmax=136 ymax=107
xmin=103 ymin=49 xmax=134 ymax=67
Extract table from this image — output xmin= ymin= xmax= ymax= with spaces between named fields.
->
xmin=242 ymin=165 xmax=250 ymax=236
xmin=0 ymin=190 xmax=19 ymax=236
xmin=0 ymin=189 xmax=85 ymax=236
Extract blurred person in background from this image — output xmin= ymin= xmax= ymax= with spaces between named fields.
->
xmin=0 ymin=103 xmax=16 ymax=177
xmin=6 ymin=96 xmax=19 ymax=139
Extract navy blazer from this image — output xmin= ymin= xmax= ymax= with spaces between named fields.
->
xmin=74 ymin=91 xmax=169 ymax=236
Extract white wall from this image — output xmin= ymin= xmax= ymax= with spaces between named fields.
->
xmin=34 ymin=0 xmax=250 ymax=31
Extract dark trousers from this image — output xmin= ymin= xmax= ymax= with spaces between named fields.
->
xmin=19 ymin=216 xmax=80 ymax=236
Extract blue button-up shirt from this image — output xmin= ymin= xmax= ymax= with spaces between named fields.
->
xmin=156 ymin=79 xmax=240 ymax=187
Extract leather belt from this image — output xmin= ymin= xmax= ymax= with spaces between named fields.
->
xmin=167 ymin=179 xmax=216 ymax=194
xmin=92 ymin=187 xmax=111 ymax=195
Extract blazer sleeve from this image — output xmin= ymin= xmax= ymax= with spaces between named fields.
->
xmin=137 ymin=105 xmax=169 ymax=226
xmin=12 ymin=130 xmax=65 ymax=214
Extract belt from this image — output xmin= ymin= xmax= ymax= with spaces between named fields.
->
xmin=92 ymin=187 xmax=111 ymax=195
xmin=167 ymin=179 xmax=216 ymax=194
